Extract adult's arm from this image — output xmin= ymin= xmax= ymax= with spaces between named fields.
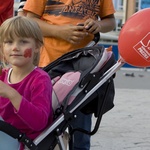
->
xmin=84 ymin=14 xmax=116 ymax=34
xmin=26 ymin=12 xmax=88 ymax=44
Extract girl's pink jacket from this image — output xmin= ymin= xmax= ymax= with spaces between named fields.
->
xmin=0 ymin=67 xmax=53 ymax=149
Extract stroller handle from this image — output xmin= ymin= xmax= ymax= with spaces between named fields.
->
xmin=86 ymin=32 xmax=100 ymax=47
xmin=93 ymin=32 xmax=100 ymax=44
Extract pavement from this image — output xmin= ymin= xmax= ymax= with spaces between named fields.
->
xmin=91 ymin=68 xmax=150 ymax=150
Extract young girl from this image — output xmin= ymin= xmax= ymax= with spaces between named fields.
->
xmin=0 ymin=16 xmax=53 ymax=150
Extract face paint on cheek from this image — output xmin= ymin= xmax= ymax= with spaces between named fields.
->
xmin=24 ymin=48 xmax=32 ymax=58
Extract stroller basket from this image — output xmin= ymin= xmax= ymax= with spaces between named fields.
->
xmin=0 ymin=45 xmax=116 ymax=150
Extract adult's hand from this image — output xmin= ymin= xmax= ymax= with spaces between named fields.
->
xmin=84 ymin=14 xmax=116 ymax=34
xmin=84 ymin=18 xmax=101 ymax=34
xmin=56 ymin=24 xmax=88 ymax=44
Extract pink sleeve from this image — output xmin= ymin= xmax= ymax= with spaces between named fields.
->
xmin=16 ymin=75 xmax=53 ymax=131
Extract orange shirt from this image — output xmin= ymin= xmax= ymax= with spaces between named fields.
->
xmin=0 ymin=0 xmax=14 ymax=25
xmin=24 ymin=0 xmax=115 ymax=67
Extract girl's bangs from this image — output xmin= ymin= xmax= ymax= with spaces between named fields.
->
xmin=2 ymin=20 xmax=32 ymax=41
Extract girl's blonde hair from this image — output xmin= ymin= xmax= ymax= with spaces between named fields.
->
xmin=0 ymin=16 xmax=44 ymax=66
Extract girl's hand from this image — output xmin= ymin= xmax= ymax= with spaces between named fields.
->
xmin=0 ymin=81 xmax=22 ymax=110
xmin=0 ymin=81 xmax=14 ymax=98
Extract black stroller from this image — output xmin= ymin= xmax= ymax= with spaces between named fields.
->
xmin=0 ymin=35 xmax=123 ymax=150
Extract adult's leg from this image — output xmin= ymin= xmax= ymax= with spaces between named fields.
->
xmin=70 ymin=111 xmax=92 ymax=150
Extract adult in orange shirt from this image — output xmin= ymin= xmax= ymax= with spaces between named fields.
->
xmin=0 ymin=0 xmax=14 ymax=25
xmin=23 ymin=0 xmax=116 ymax=68
xmin=23 ymin=0 xmax=116 ymax=149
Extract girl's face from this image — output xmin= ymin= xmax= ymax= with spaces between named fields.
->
xmin=2 ymin=36 xmax=38 ymax=67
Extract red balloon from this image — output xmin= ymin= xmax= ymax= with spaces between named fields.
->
xmin=118 ymin=8 xmax=150 ymax=67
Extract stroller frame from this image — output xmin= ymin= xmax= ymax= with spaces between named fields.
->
xmin=0 ymin=34 xmax=125 ymax=150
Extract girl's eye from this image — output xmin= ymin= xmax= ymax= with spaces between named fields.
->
xmin=20 ymin=39 xmax=29 ymax=44
xmin=4 ymin=40 xmax=13 ymax=44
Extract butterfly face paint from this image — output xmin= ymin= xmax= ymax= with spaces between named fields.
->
xmin=24 ymin=48 xmax=32 ymax=58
